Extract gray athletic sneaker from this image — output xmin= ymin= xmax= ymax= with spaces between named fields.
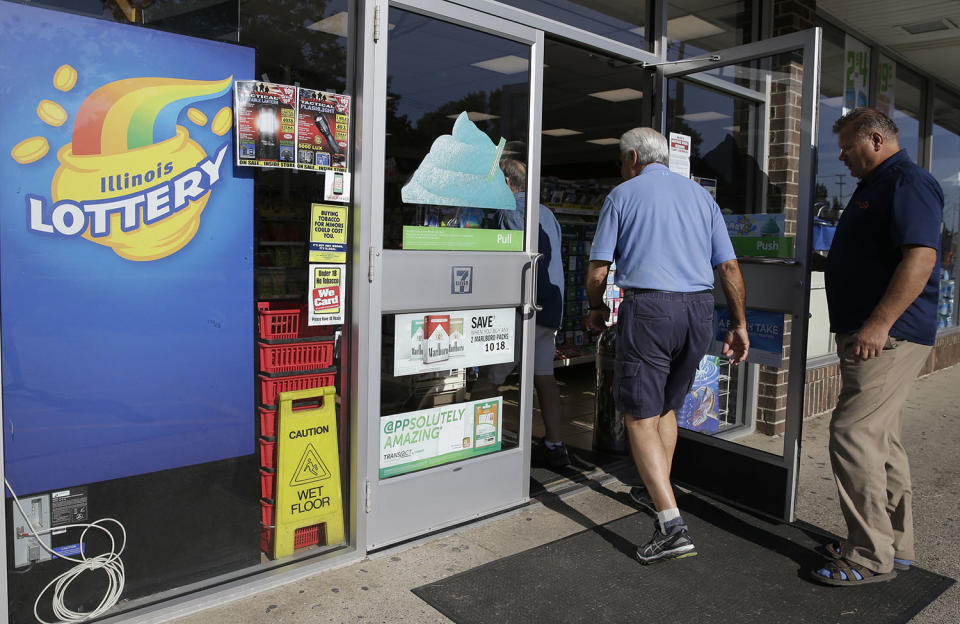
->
xmin=635 ymin=525 xmax=697 ymax=565
xmin=629 ymin=485 xmax=655 ymax=513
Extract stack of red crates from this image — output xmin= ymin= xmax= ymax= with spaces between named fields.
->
xmin=256 ymin=301 xmax=336 ymax=556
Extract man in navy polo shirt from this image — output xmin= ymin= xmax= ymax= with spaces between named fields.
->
xmin=585 ymin=127 xmax=749 ymax=564
xmin=812 ymin=109 xmax=943 ymax=587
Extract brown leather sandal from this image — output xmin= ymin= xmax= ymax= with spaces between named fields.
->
xmin=822 ymin=541 xmax=912 ymax=571
xmin=810 ymin=558 xmax=897 ymax=586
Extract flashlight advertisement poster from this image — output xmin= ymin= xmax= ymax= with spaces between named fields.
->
xmin=296 ymin=88 xmax=350 ymax=171
xmin=308 ymin=264 xmax=346 ymax=325
xmin=0 ymin=2 xmax=255 ymax=493
xmin=235 ymin=80 xmax=297 ymax=168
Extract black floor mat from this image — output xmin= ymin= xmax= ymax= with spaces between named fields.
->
xmin=413 ymin=492 xmax=954 ymax=624
xmin=529 ymin=439 xmax=632 ymax=494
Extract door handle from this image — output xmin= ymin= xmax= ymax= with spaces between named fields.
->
xmin=525 ymin=253 xmax=544 ymax=315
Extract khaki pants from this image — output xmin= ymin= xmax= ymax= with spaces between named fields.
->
xmin=830 ymin=333 xmax=930 ymax=573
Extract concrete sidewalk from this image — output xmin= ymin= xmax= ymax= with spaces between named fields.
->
xmin=170 ymin=364 xmax=960 ymax=624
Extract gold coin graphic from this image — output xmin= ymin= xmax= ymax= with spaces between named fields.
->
xmin=11 ymin=136 xmax=50 ymax=164
xmin=186 ymin=107 xmax=207 ymax=126
xmin=37 ymin=100 xmax=68 ymax=127
xmin=211 ymin=107 xmax=233 ymax=136
xmin=53 ymin=64 xmax=78 ymax=92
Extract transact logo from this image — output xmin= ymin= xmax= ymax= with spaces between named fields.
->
xmin=11 ymin=68 xmax=235 ymax=261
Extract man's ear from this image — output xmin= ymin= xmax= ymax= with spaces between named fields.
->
xmin=871 ymin=131 xmax=884 ymax=151
xmin=628 ymin=149 xmax=639 ymax=167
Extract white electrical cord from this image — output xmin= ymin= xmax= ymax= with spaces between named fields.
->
xmin=5 ymin=478 xmax=126 ymax=624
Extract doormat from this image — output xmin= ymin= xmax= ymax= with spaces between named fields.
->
xmin=529 ymin=438 xmax=632 ymax=495
xmin=413 ymin=493 xmax=954 ymax=624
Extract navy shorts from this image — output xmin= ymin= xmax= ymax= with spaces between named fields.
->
xmin=614 ymin=290 xmax=714 ymax=419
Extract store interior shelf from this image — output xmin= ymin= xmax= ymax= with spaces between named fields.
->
xmin=553 ymin=353 xmax=595 ymax=368
xmin=553 ymin=207 xmax=602 ymax=216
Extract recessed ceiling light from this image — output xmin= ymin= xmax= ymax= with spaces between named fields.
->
xmin=446 ymin=112 xmax=500 ymax=122
xmin=722 ymin=125 xmax=741 ymax=132
xmin=471 ymin=55 xmax=529 ymax=75
xmin=587 ymin=88 xmax=644 ymax=102
xmin=897 ymin=18 xmax=956 ymax=35
xmin=586 ymin=138 xmax=620 ymax=145
xmin=306 ymin=11 xmax=348 ymax=37
xmin=668 ymin=15 xmax=725 ymax=42
xmin=542 ymin=128 xmax=582 ymax=137
xmin=678 ymin=111 xmax=730 ymax=122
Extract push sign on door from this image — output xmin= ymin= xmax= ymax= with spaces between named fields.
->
xmin=451 ymin=266 xmax=473 ymax=294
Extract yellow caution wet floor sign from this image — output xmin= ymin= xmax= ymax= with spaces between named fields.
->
xmin=274 ymin=386 xmax=343 ymax=558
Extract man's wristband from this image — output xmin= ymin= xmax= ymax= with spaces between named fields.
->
xmin=588 ymin=303 xmax=609 ymax=310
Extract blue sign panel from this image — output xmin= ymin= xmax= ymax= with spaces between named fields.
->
xmin=1 ymin=2 xmax=255 ymax=494
xmin=714 ymin=308 xmax=785 ymax=367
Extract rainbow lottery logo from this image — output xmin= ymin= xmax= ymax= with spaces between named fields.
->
xmin=11 ymin=67 xmax=235 ymax=261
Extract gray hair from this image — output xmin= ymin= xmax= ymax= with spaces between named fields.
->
xmin=499 ymin=158 xmax=526 ymax=191
xmin=833 ymin=108 xmax=899 ymax=142
xmin=619 ymin=127 xmax=668 ymax=166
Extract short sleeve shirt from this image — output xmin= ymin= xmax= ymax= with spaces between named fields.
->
xmin=589 ymin=164 xmax=735 ymax=291
xmin=825 ymin=150 xmax=943 ymax=345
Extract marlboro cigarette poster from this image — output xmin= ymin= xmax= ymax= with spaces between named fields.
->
xmin=235 ymin=80 xmax=297 ymax=168
xmin=393 ymin=307 xmax=515 ymax=376
xmin=308 ymin=264 xmax=346 ymax=325
xmin=296 ymin=88 xmax=350 ymax=171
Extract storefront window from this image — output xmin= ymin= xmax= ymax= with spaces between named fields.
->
xmin=931 ymin=87 xmax=960 ymax=329
xmin=495 ymin=0 xmax=648 ymax=49
xmin=815 ymin=24 xmax=863 ymax=218
xmin=1 ymin=0 xmax=355 ymax=620
xmin=666 ymin=0 xmax=759 ymax=62
xmin=382 ymin=8 xmax=530 ymax=251
xmin=890 ymin=65 xmax=924 ymax=163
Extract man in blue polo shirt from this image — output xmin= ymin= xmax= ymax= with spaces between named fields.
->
xmin=585 ymin=127 xmax=749 ymax=564
xmin=811 ymin=109 xmax=942 ymax=587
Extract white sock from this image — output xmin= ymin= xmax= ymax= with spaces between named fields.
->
xmin=656 ymin=507 xmax=681 ymax=533
xmin=544 ymin=439 xmax=563 ymax=450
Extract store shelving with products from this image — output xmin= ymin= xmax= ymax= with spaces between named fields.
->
xmin=545 ymin=176 xmax=616 ymax=367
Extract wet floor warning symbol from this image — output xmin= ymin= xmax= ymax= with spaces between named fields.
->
xmin=273 ymin=386 xmax=344 ymax=559
xmin=289 ymin=443 xmax=331 ymax=487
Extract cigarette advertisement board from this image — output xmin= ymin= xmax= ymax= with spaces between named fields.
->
xmin=393 ymin=307 xmax=515 ymax=376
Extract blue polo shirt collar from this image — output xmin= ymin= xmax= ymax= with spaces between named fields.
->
xmin=640 ymin=163 xmax=669 ymax=176
xmin=858 ymin=149 xmax=910 ymax=189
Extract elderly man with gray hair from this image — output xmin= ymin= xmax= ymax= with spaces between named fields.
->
xmin=585 ymin=127 xmax=749 ymax=564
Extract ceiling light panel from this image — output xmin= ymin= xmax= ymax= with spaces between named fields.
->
xmin=586 ymin=138 xmax=621 ymax=145
xmin=306 ymin=11 xmax=348 ymax=37
xmin=587 ymin=88 xmax=644 ymax=102
xmin=471 ymin=55 xmax=529 ymax=75
xmin=446 ymin=112 xmax=500 ymax=122
xmin=542 ymin=128 xmax=583 ymax=136
xmin=668 ymin=15 xmax=726 ymax=42
xmin=678 ymin=111 xmax=730 ymax=122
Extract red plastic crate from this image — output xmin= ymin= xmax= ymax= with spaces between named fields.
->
xmin=258 ymin=340 xmax=334 ymax=374
xmin=294 ymin=524 xmax=324 ymax=550
xmin=260 ymin=499 xmax=275 ymax=527
xmin=260 ymin=468 xmax=275 ymax=500
xmin=259 ymin=403 xmax=319 ymax=438
xmin=259 ymin=371 xmax=336 ymax=407
xmin=257 ymin=301 xmax=332 ymax=341
xmin=260 ymin=527 xmax=274 ymax=556
xmin=258 ymin=438 xmax=276 ymax=470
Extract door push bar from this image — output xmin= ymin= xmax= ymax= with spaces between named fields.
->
xmin=525 ymin=252 xmax=544 ymax=315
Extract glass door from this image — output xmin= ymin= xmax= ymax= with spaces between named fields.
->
xmin=362 ymin=0 xmax=542 ymax=548
xmin=657 ymin=28 xmax=822 ymax=520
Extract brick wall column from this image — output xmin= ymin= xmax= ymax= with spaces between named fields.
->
xmin=754 ymin=0 xmax=815 ymax=435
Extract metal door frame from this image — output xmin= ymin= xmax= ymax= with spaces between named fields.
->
xmin=656 ymin=28 xmax=822 ymax=521
xmin=358 ymin=0 xmax=547 ymax=550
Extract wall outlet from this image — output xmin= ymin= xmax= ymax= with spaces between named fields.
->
xmin=13 ymin=494 xmax=52 ymax=568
